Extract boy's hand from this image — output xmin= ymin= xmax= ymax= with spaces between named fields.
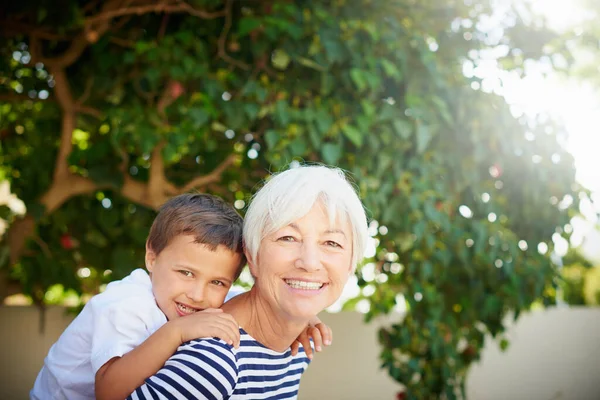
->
xmin=290 ymin=316 xmax=332 ymax=359
xmin=171 ymin=308 xmax=240 ymax=348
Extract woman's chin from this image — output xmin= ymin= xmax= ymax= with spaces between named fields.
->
xmin=279 ymin=298 xmax=329 ymax=321
xmin=274 ymin=281 xmax=340 ymax=319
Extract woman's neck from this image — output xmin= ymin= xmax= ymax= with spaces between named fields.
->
xmin=222 ymin=289 xmax=308 ymax=352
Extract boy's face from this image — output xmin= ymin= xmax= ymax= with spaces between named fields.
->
xmin=145 ymin=235 xmax=242 ymax=321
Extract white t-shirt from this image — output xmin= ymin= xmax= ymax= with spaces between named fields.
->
xmin=30 ymin=269 xmax=166 ymax=400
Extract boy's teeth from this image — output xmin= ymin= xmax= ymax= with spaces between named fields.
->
xmin=285 ymin=279 xmax=323 ymax=290
xmin=177 ymin=303 xmax=198 ymax=314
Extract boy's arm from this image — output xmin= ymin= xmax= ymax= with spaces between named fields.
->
xmin=127 ymin=338 xmax=239 ymax=400
xmin=95 ymin=309 xmax=239 ymax=400
xmin=95 ymin=321 xmax=180 ymax=400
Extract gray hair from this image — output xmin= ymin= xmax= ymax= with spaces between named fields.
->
xmin=243 ymin=164 xmax=369 ymax=268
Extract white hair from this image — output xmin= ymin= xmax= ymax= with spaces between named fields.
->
xmin=243 ymin=164 xmax=369 ymax=268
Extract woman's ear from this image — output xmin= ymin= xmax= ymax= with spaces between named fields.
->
xmin=145 ymin=242 xmax=157 ymax=273
xmin=348 ymin=263 xmax=356 ymax=276
xmin=245 ymin=249 xmax=258 ymax=279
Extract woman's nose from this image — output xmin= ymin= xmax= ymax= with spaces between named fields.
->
xmin=295 ymin=242 xmax=322 ymax=271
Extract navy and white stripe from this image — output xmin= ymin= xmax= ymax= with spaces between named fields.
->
xmin=129 ymin=329 xmax=311 ymax=400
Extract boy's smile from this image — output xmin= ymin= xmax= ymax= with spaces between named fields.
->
xmin=145 ymin=235 xmax=242 ymax=321
xmin=175 ymin=302 xmax=203 ymax=316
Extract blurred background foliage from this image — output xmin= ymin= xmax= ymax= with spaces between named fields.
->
xmin=1 ymin=0 xmax=599 ymax=398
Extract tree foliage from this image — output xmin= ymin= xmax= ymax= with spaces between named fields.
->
xmin=0 ymin=0 xmax=589 ymax=398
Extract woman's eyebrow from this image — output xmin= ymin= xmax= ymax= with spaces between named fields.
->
xmin=287 ymin=224 xmax=347 ymax=237
xmin=324 ymin=229 xmax=346 ymax=237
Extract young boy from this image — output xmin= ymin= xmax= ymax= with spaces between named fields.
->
xmin=31 ymin=194 xmax=330 ymax=400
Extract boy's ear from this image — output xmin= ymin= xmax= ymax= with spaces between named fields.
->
xmin=145 ymin=242 xmax=157 ymax=272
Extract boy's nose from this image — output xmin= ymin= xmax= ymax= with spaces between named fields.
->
xmin=186 ymin=284 xmax=206 ymax=305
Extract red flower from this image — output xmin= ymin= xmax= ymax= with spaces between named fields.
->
xmin=60 ymin=234 xmax=73 ymax=250
xmin=169 ymin=81 xmax=185 ymax=99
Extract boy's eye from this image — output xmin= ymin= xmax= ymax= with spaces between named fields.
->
xmin=178 ymin=270 xmax=193 ymax=277
xmin=211 ymin=280 xmax=225 ymax=286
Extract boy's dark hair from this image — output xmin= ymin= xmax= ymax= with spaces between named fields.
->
xmin=147 ymin=193 xmax=246 ymax=277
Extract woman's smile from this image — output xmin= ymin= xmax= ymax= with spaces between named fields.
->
xmin=283 ymin=279 xmax=326 ymax=290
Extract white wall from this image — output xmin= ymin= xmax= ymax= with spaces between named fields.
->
xmin=1 ymin=306 xmax=599 ymax=400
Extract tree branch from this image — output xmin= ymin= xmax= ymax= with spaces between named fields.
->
xmin=74 ymin=105 xmax=104 ymax=119
xmin=121 ymin=176 xmax=159 ymax=209
xmin=148 ymin=142 xmax=168 ymax=202
xmin=178 ymin=154 xmax=237 ymax=193
xmin=77 ymin=77 xmax=94 ymax=105
xmin=0 ymin=93 xmax=39 ymax=102
xmin=217 ymin=0 xmax=251 ymax=71
xmin=0 ymin=92 xmax=102 ymax=119
xmin=84 ymin=1 xmax=226 ymax=25
xmin=110 ymin=36 xmax=136 ymax=48
xmin=40 ymin=175 xmax=105 ymax=214
xmin=0 ymin=21 xmax=70 ymax=41
xmin=49 ymin=67 xmax=75 ymax=182
xmin=29 ymin=0 xmax=123 ymax=69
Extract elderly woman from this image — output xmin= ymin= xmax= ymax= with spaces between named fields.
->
xmin=129 ymin=164 xmax=368 ymax=399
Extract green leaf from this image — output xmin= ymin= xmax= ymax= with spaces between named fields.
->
xmin=244 ymin=103 xmax=260 ymax=120
xmin=272 ymin=49 xmax=291 ymax=70
xmin=297 ymin=56 xmax=327 ymax=71
xmin=350 ymin=69 xmax=367 ymax=92
xmin=381 ymin=59 xmax=402 ymax=78
xmin=320 ymin=30 xmax=345 ymax=63
xmin=432 ymin=96 xmax=453 ymax=124
xmin=416 ymin=123 xmax=433 ymax=153
xmin=393 ymin=120 xmax=412 ymax=139
xmin=289 ymin=137 xmax=307 ymax=156
xmin=315 ymin=109 xmax=333 ymax=134
xmin=361 ymin=100 xmax=376 ymax=117
xmin=189 ymin=107 xmax=210 ymax=128
xmin=88 ymin=166 xmax=123 ymax=188
xmin=238 ymin=18 xmax=262 ymax=37
xmin=342 ymin=124 xmax=363 ymax=147
xmin=421 ymin=261 xmax=433 ymax=280
xmin=265 ymin=130 xmax=280 ymax=149
xmin=321 ymin=143 xmax=342 ymax=164
xmin=275 ymin=101 xmax=290 ymax=126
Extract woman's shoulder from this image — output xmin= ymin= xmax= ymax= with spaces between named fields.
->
xmin=234 ymin=329 xmax=312 ymax=370
xmin=178 ymin=336 xmax=240 ymax=373
xmin=177 ymin=329 xmax=311 ymax=367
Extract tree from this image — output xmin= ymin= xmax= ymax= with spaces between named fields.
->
xmin=0 ymin=1 xmax=586 ymax=398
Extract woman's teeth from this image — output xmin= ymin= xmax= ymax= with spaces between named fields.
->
xmin=285 ymin=279 xmax=324 ymax=290
xmin=176 ymin=303 xmax=198 ymax=314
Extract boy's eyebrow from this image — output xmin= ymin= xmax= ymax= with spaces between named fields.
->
xmin=174 ymin=264 xmax=233 ymax=284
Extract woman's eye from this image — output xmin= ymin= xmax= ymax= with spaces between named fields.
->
xmin=325 ymin=240 xmax=342 ymax=248
xmin=278 ymin=236 xmax=296 ymax=242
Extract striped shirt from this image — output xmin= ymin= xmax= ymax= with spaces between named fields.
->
xmin=128 ymin=328 xmax=311 ymax=400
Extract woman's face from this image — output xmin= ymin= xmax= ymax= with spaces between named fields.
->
xmin=249 ymin=202 xmax=354 ymax=321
